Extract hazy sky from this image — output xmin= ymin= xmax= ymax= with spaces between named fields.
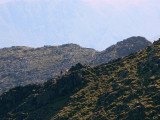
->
xmin=0 ymin=0 xmax=160 ymax=51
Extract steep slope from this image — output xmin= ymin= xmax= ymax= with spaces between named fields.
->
xmin=0 ymin=63 xmax=90 ymax=120
xmin=0 ymin=37 xmax=151 ymax=94
xmin=0 ymin=39 xmax=159 ymax=120
xmin=91 ymin=36 xmax=152 ymax=65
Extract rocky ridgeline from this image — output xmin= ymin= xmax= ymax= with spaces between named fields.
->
xmin=91 ymin=36 xmax=152 ymax=65
xmin=0 ymin=36 xmax=151 ymax=94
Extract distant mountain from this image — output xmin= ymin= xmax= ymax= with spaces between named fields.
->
xmin=91 ymin=36 xmax=152 ymax=65
xmin=0 ymin=37 xmax=151 ymax=94
xmin=0 ymin=44 xmax=97 ymax=94
xmin=0 ymin=38 xmax=159 ymax=120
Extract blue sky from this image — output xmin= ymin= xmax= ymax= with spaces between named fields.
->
xmin=0 ymin=0 xmax=160 ymax=51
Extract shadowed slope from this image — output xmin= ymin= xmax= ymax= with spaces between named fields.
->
xmin=52 ymin=40 xmax=159 ymax=120
xmin=0 ymin=39 xmax=159 ymax=120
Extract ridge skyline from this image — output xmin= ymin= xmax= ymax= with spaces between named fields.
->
xmin=0 ymin=36 xmax=153 ymax=52
xmin=0 ymin=0 xmax=159 ymax=51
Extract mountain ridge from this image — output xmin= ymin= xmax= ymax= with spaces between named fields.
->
xmin=0 ymin=38 xmax=159 ymax=120
xmin=91 ymin=36 xmax=152 ymax=65
xmin=0 ymin=36 xmax=151 ymax=94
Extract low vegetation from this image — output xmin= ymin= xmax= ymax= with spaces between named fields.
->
xmin=0 ymin=38 xmax=159 ymax=120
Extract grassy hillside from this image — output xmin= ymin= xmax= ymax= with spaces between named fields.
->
xmin=0 ymin=37 xmax=151 ymax=94
xmin=0 ymin=39 xmax=159 ymax=120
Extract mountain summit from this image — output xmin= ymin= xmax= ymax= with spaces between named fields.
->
xmin=91 ymin=36 xmax=151 ymax=65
